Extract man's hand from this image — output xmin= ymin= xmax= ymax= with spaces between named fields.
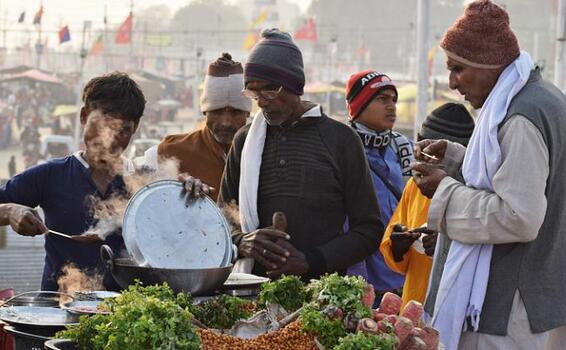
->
xmin=178 ymin=175 xmax=214 ymax=203
xmin=390 ymin=224 xmax=420 ymax=262
xmin=412 ymin=162 xmax=448 ymax=198
xmin=238 ymin=229 xmax=291 ymax=270
xmin=414 ymin=139 xmax=448 ymax=162
xmin=422 ymin=232 xmax=438 ymax=257
xmin=7 ymin=204 xmax=47 ymax=236
xmin=266 ymin=240 xmax=309 ymax=279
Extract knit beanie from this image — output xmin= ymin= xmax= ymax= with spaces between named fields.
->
xmin=419 ymin=103 xmax=475 ymax=146
xmin=440 ymin=0 xmax=520 ymax=69
xmin=200 ymin=52 xmax=252 ymax=113
xmin=345 ymin=70 xmax=397 ymax=120
xmin=244 ymin=29 xmax=305 ymax=95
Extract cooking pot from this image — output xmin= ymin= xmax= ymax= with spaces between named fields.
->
xmin=1 ymin=291 xmax=64 ymax=308
xmin=101 ymin=245 xmax=232 ymax=295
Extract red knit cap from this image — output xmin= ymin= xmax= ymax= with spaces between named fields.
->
xmin=441 ymin=0 xmax=519 ymax=69
xmin=345 ymin=70 xmax=397 ymax=120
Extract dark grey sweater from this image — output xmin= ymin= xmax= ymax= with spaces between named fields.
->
xmin=219 ymin=113 xmax=383 ymax=279
xmin=480 ymin=69 xmax=566 ymax=335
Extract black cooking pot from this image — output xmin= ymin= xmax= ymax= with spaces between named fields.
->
xmin=3 ymin=325 xmax=51 ymax=350
xmin=101 ymin=245 xmax=232 ymax=295
xmin=3 ymin=292 xmax=63 ymax=308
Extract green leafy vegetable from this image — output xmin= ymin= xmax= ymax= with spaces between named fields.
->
xmin=56 ymin=282 xmax=200 ymax=350
xmin=307 ymin=273 xmax=372 ymax=318
xmin=191 ymin=294 xmax=255 ymax=329
xmin=257 ymin=274 xmax=308 ymax=312
xmin=300 ymin=304 xmax=347 ymax=349
xmin=332 ymin=332 xmax=398 ymax=350
xmin=56 ymin=313 xmax=108 ymax=350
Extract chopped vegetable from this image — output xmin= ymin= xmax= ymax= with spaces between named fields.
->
xmin=332 ymin=332 xmax=398 ymax=350
xmin=307 ymin=273 xmax=372 ymax=318
xmin=300 ymin=304 xmax=347 ymax=349
xmin=257 ymin=274 xmax=308 ymax=312
xmin=191 ymin=294 xmax=255 ymax=329
xmin=56 ymin=282 xmax=200 ymax=350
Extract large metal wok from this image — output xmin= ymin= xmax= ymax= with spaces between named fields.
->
xmin=101 ymin=245 xmax=232 ymax=295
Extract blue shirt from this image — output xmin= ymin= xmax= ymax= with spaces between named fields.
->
xmin=347 ymin=145 xmax=407 ymax=291
xmin=0 ymin=153 xmax=127 ymax=291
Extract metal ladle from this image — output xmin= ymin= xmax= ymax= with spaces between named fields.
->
xmin=47 ymin=229 xmax=102 ymax=244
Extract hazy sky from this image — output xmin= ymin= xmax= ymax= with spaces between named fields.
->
xmin=0 ymin=0 xmax=311 ymax=43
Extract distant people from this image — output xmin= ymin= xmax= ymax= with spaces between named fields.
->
xmin=8 ymin=156 xmax=16 ymax=178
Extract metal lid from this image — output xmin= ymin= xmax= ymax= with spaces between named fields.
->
xmin=123 ymin=180 xmax=232 ymax=269
xmin=0 ymin=306 xmax=79 ymax=327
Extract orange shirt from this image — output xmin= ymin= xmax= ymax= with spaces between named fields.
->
xmin=380 ymin=178 xmax=432 ymax=309
xmin=158 ymin=126 xmax=226 ymax=200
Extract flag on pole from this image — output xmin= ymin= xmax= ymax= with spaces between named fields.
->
xmin=115 ymin=12 xmax=132 ymax=44
xmin=17 ymin=11 xmax=25 ymax=23
xmin=253 ymin=8 xmax=270 ymax=28
xmin=242 ymin=8 xmax=270 ymax=50
xmin=294 ymin=18 xmax=317 ymax=42
xmin=243 ymin=31 xmax=259 ymax=50
xmin=91 ymin=34 xmax=104 ymax=55
xmin=33 ymin=5 xmax=43 ymax=25
xmin=58 ymin=26 xmax=71 ymax=44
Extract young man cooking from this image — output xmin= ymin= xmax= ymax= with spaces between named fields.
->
xmin=0 ymin=72 xmax=146 ymax=291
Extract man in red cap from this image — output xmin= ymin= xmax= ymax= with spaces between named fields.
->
xmin=413 ymin=0 xmax=566 ymax=349
xmin=344 ymin=70 xmax=414 ymax=305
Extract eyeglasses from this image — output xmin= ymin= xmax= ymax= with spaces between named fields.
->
xmin=241 ymin=86 xmax=283 ymax=101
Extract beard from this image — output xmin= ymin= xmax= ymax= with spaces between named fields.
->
xmin=210 ymin=127 xmax=237 ymax=145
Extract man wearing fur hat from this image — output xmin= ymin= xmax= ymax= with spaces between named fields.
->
xmin=219 ymin=29 xmax=383 ymax=280
xmin=145 ymin=53 xmax=252 ymax=200
xmin=412 ymin=0 xmax=566 ymax=349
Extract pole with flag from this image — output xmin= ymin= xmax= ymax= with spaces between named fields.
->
xmin=58 ymin=25 xmax=71 ymax=44
xmin=415 ymin=0 xmax=430 ymax=140
xmin=243 ymin=7 xmax=269 ymax=50
xmin=33 ymin=5 xmax=43 ymax=25
xmin=91 ymin=34 xmax=103 ymax=55
xmin=73 ymin=21 xmax=90 ymax=152
xmin=33 ymin=4 xmax=44 ymax=68
xmin=115 ymin=12 xmax=132 ymax=44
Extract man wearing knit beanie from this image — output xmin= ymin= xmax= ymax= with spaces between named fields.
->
xmin=380 ymin=103 xmax=474 ymax=311
xmin=344 ymin=70 xmax=413 ymax=305
xmin=219 ymin=29 xmax=383 ymax=282
xmin=146 ymin=53 xmax=252 ymax=200
xmin=412 ymin=1 xmax=566 ymax=349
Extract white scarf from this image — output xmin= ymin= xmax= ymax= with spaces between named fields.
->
xmin=433 ymin=51 xmax=534 ymax=350
xmin=233 ymin=105 xmax=322 ymax=273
